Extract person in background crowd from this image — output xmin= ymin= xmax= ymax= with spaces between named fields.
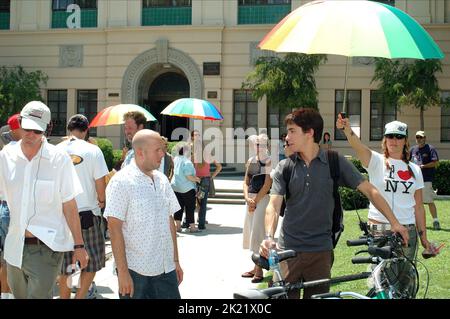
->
xmin=242 ymin=134 xmax=272 ymax=283
xmin=121 ymin=111 xmax=146 ymax=168
xmin=56 ymin=114 xmax=109 ymax=299
xmin=321 ymin=132 xmax=332 ymax=150
xmin=172 ymin=142 xmax=201 ymax=233
xmin=279 ymin=133 xmax=287 ymax=162
xmin=158 ymin=136 xmax=174 ymax=182
xmin=191 ymin=130 xmax=222 ymax=230
xmin=410 ymin=131 xmax=441 ymax=230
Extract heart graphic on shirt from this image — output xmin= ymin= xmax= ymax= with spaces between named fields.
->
xmin=397 ymin=170 xmax=412 ymax=181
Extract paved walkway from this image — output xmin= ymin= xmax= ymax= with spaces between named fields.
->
xmin=87 ymin=178 xmax=278 ymax=299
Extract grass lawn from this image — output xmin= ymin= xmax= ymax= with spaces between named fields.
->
xmin=261 ymin=200 xmax=450 ymax=299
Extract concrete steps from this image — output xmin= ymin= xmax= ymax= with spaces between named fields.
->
xmin=208 ymin=187 xmax=245 ymax=205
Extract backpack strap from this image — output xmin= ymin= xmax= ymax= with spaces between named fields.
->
xmin=327 ymin=150 xmax=340 ymax=184
xmin=283 ymin=154 xmax=296 ymax=201
xmin=327 ymin=150 xmax=344 ymax=248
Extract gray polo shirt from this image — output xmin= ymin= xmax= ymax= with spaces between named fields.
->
xmin=271 ymin=149 xmax=364 ymax=252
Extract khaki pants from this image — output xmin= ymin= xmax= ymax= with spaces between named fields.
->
xmin=7 ymin=243 xmax=63 ymax=299
xmin=280 ymin=250 xmax=334 ymax=299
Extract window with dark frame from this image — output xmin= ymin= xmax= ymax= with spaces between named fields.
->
xmin=77 ymin=89 xmax=97 ymax=136
xmin=370 ymin=90 xmax=397 ymax=141
xmin=267 ymin=100 xmax=290 ymax=138
xmin=0 ymin=0 xmax=10 ymax=12
xmin=142 ymin=0 xmax=191 ymax=7
xmin=233 ymin=90 xmax=258 ymax=132
xmin=52 ymin=0 xmax=97 ymax=10
xmin=47 ymin=90 xmax=68 ymax=137
xmin=238 ymin=0 xmax=291 ymax=5
xmin=335 ymin=90 xmax=361 ymax=140
xmin=441 ymin=91 xmax=450 ymax=142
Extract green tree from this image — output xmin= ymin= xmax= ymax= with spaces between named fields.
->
xmin=372 ymin=58 xmax=449 ymax=130
xmin=242 ymin=53 xmax=327 ymax=110
xmin=0 ymin=66 xmax=48 ymax=124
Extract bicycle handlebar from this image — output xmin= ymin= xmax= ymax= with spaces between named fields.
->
xmin=346 ymin=238 xmax=368 ymax=246
xmin=351 ymin=256 xmax=378 ymax=264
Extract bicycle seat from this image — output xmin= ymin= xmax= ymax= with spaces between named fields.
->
xmin=251 ymin=250 xmax=297 ymax=270
xmin=234 ymin=287 xmax=286 ymax=299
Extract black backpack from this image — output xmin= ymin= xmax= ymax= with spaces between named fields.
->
xmin=280 ymin=150 xmax=344 ymax=248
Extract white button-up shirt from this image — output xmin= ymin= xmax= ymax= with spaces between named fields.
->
xmin=0 ymin=139 xmax=83 ymax=268
xmin=104 ymin=160 xmax=181 ymax=277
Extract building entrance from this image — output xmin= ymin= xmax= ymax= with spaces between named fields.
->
xmin=145 ymin=72 xmax=189 ymax=140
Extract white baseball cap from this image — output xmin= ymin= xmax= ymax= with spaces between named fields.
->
xmin=384 ymin=120 xmax=408 ymax=136
xmin=20 ymin=101 xmax=51 ymax=132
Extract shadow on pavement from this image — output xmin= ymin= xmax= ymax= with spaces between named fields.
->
xmin=178 ymin=224 xmax=242 ymax=236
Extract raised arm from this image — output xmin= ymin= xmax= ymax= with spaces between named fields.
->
xmin=336 ymin=113 xmax=372 ymax=168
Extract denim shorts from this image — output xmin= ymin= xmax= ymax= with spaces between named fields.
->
xmin=0 ymin=201 xmax=11 ymax=251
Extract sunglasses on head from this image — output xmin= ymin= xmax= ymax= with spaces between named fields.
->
xmin=385 ymin=134 xmax=405 ymax=140
xmin=23 ymin=128 xmax=44 ymax=135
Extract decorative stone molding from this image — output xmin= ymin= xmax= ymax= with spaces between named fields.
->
xmin=60 ymin=45 xmax=83 ymax=68
xmin=156 ymin=38 xmax=169 ymax=64
xmin=121 ymin=47 xmax=203 ymax=103
xmin=249 ymin=41 xmax=277 ymax=65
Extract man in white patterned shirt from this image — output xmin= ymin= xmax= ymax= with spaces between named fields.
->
xmin=104 ymin=129 xmax=183 ymax=299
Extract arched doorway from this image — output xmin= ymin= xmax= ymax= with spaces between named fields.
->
xmin=145 ymin=72 xmax=189 ymax=140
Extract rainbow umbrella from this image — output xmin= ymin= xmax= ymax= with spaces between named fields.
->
xmin=161 ymin=98 xmax=223 ymax=121
xmin=89 ymin=104 xmax=157 ymax=127
xmin=258 ymin=0 xmax=444 ymax=112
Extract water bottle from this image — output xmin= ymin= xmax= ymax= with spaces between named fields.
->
xmin=268 ymin=248 xmax=283 ymax=286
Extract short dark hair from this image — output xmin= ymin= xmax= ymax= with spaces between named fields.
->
xmin=285 ymin=108 xmax=323 ymax=144
xmin=67 ymin=114 xmax=89 ymax=132
xmin=123 ymin=111 xmax=146 ymax=127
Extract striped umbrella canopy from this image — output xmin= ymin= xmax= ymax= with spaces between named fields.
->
xmin=259 ymin=0 xmax=444 ymax=59
xmin=89 ymin=104 xmax=157 ymax=127
xmin=258 ymin=0 xmax=444 ymax=114
xmin=161 ymin=98 xmax=223 ymax=121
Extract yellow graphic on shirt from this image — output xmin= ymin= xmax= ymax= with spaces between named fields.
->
xmin=70 ymin=154 xmax=84 ymax=166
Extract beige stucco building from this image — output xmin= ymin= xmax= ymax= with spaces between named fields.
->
xmin=0 ymin=0 xmax=449 ymax=165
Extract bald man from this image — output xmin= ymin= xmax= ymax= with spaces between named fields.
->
xmin=104 ymin=129 xmax=183 ymax=299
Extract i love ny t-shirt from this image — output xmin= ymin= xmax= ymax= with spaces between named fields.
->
xmin=365 ymin=151 xmax=424 ymax=225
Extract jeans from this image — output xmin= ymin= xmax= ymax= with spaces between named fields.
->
xmin=197 ymin=177 xmax=210 ymax=229
xmin=0 ymin=201 xmax=10 ymax=250
xmin=119 ymin=269 xmax=181 ymax=299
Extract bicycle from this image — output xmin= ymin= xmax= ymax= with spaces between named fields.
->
xmin=312 ymin=232 xmax=420 ymax=299
xmin=233 ymin=231 xmax=420 ymax=299
xmin=233 ymin=250 xmax=371 ymax=299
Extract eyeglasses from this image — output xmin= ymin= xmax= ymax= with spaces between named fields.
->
xmin=23 ymin=128 xmax=44 ymax=135
xmin=415 ymin=136 xmax=424 ymax=139
xmin=385 ymin=134 xmax=405 ymax=140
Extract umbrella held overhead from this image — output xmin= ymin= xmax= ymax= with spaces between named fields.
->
xmin=89 ymin=104 xmax=157 ymax=128
xmin=161 ymin=98 xmax=223 ymax=121
xmin=258 ymin=0 xmax=444 ymax=114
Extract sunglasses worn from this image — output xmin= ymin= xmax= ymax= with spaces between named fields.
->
xmin=23 ymin=128 xmax=44 ymax=135
xmin=385 ymin=134 xmax=405 ymax=140
xmin=416 ymin=136 xmax=424 ymax=139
